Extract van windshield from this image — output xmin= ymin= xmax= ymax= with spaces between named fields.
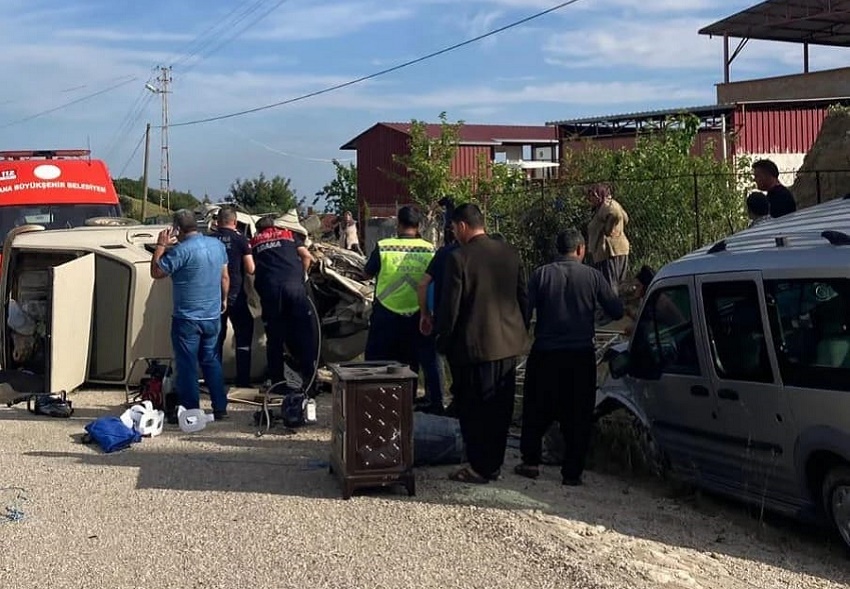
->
xmin=0 ymin=204 xmax=121 ymax=242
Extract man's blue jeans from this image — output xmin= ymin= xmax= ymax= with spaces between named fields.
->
xmin=419 ymin=333 xmax=445 ymax=409
xmin=171 ymin=317 xmax=227 ymax=412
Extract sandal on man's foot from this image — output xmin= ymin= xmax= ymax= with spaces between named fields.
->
xmin=448 ymin=467 xmax=490 ymax=485
xmin=514 ymin=463 xmax=540 ymax=479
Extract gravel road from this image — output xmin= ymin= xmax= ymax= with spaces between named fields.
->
xmin=0 ymin=390 xmax=847 ymax=589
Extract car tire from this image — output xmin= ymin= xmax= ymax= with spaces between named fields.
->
xmin=822 ymin=465 xmax=850 ymax=550
xmin=630 ymin=415 xmax=668 ymax=479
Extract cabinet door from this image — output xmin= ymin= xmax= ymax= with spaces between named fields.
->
xmin=355 ymin=382 xmax=406 ymax=471
xmin=48 ymin=254 xmax=95 ymax=392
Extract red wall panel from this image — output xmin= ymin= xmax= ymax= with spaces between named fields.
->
xmin=733 ymin=106 xmax=828 ymax=154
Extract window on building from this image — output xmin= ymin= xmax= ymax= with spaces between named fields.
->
xmin=765 ymin=279 xmax=850 ymax=391
xmin=630 ymin=285 xmax=700 ymax=377
xmin=702 ymin=281 xmax=773 ymax=383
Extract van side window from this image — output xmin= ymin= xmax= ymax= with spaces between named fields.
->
xmin=702 ymin=281 xmax=772 ymax=383
xmin=630 ymin=285 xmax=699 ymax=377
xmin=764 ymin=279 xmax=850 ymax=391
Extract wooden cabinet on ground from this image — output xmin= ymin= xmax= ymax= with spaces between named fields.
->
xmin=328 ymin=361 xmax=417 ymax=499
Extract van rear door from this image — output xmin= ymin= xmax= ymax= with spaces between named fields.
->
xmin=48 ymin=254 xmax=95 ymax=392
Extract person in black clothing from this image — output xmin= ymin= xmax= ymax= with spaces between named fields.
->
xmin=250 ymin=216 xmax=317 ymax=390
xmin=515 ymin=228 xmax=624 ymax=486
xmin=753 ymin=159 xmax=796 ymax=218
xmin=416 ymin=228 xmax=459 ymax=414
xmin=212 ymin=206 xmax=255 ymax=387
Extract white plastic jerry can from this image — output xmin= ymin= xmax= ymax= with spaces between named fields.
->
xmin=177 ymin=406 xmax=215 ymax=433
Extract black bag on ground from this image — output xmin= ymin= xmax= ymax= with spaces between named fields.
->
xmin=9 ymin=392 xmax=74 ymax=418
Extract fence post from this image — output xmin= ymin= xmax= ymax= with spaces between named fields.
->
xmin=816 ymin=171 xmax=822 ymax=204
xmin=693 ymin=171 xmax=701 ymax=249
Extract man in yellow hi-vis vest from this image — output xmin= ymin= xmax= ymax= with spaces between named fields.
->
xmin=363 ymin=205 xmax=435 ymax=373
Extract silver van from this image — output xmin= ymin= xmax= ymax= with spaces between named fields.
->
xmin=602 ymin=196 xmax=850 ymax=549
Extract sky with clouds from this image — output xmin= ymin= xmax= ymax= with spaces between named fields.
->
xmin=1 ymin=0 xmax=846 ymax=200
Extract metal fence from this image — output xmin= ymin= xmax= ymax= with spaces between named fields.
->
xmin=481 ymin=168 xmax=850 ymax=274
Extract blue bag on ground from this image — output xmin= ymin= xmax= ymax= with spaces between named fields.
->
xmin=413 ymin=413 xmax=464 ymax=466
xmin=84 ymin=416 xmax=142 ymax=453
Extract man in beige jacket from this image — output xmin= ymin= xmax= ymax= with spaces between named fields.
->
xmin=585 ymin=183 xmax=629 ymax=296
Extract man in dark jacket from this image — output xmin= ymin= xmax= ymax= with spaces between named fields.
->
xmin=436 ymin=203 xmax=529 ymax=484
xmin=212 ymin=206 xmax=255 ymax=387
xmin=515 ymin=229 xmax=624 ymax=486
xmin=250 ymin=216 xmax=317 ymax=390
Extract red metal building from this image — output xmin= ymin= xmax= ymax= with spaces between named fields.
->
xmin=552 ymin=99 xmax=840 ymax=168
xmin=340 ymin=122 xmax=559 ymax=218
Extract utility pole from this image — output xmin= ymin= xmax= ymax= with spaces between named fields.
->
xmin=145 ymin=65 xmax=172 ymax=211
xmin=141 ymin=123 xmax=151 ymax=222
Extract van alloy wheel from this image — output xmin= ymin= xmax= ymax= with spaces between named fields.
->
xmin=822 ymin=466 xmax=850 ymax=550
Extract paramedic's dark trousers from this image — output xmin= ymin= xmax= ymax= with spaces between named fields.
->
xmin=453 ymin=357 xmax=517 ymax=478
xmin=364 ymin=303 xmax=420 ymax=373
xmin=216 ymin=294 xmax=254 ymax=387
xmin=520 ymin=348 xmax=597 ymax=481
xmin=259 ymin=283 xmax=318 ymax=389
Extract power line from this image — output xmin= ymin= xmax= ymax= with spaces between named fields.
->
xmin=170 ymin=0 xmax=263 ymax=68
xmin=179 ymin=0 xmax=291 ymax=75
xmin=103 ymin=86 xmax=155 ymax=161
xmin=0 ymin=76 xmax=138 ymax=129
xmin=171 ymin=0 xmax=582 ymax=128
xmin=117 ymin=130 xmax=147 ymax=178
xmin=223 ymin=125 xmax=354 ymax=163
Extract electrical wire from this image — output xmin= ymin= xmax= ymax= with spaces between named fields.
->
xmin=169 ymin=0 xmax=261 ymax=68
xmin=103 ymin=89 xmax=155 ymax=162
xmin=223 ymin=126 xmax=353 ymax=163
xmin=171 ymin=0 xmax=582 ymax=128
xmin=0 ymin=76 xmax=138 ymax=129
xmin=117 ymin=131 xmax=147 ymax=178
xmin=179 ymin=0 xmax=291 ymax=75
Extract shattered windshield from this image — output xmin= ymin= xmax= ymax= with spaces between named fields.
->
xmin=0 ymin=204 xmax=121 ymax=242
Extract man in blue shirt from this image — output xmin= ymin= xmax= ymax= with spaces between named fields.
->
xmin=151 ymin=210 xmax=230 ymax=420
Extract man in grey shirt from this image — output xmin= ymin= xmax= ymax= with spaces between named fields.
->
xmin=515 ymin=228 xmax=624 ymax=485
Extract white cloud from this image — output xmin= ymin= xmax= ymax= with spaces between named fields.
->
xmin=250 ymin=2 xmax=415 ymax=41
xmin=56 ymin=29 xmax=194 ymax=43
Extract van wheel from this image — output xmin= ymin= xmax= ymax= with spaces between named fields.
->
xmin=822 ymin=465 xmax=850 ymax=550
xmin=631 ymin=416 xmax=668 ymax=479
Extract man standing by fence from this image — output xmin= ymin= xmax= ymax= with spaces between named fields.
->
xmin=586 ymin=183 xmax=630 ymax=296
xmin=753 ymin=159 xmax=796 ymax=218
xmin=515 ymin=228 xmax=623 ymax=486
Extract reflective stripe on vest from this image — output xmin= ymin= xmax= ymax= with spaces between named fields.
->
xmin=375 ymin=237 xmax=434 ymax=315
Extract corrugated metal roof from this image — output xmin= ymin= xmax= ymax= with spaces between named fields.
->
xmin=341 ymin=122 xmax=557 ymax=150
xmin=547 ymin=104 xmax=735 ymax=127
xmin=699 ymin=0 xmax=850 ymax=48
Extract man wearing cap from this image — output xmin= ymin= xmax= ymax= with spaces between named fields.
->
xmin=150 ymin=210 xmax=230 ymax=421
xmin=250 ymin=215 xmax=318 ymax=390
xmin=364 ymin=205 xmax=434 ymax=374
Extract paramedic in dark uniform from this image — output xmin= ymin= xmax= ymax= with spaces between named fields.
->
xmin=250 ymin=216 xmax=317 ymax=390
xmin=363 ymin=205 xmax=434 ymax=373
xmin=212 ymin=206 xmax=255 ymax=387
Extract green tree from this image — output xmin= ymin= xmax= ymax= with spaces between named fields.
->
xmin=112 ymin=177 xmax=200 ymax=216
xmin=227 ymin=173 xmax=298 ymax=214
xmin=488 ymin=115 xmax=750 ymax=273
xmin=318 ymin=159 xmax=357 ymax=215
xmin=392 ymin=112 xmax=465 ymax=207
